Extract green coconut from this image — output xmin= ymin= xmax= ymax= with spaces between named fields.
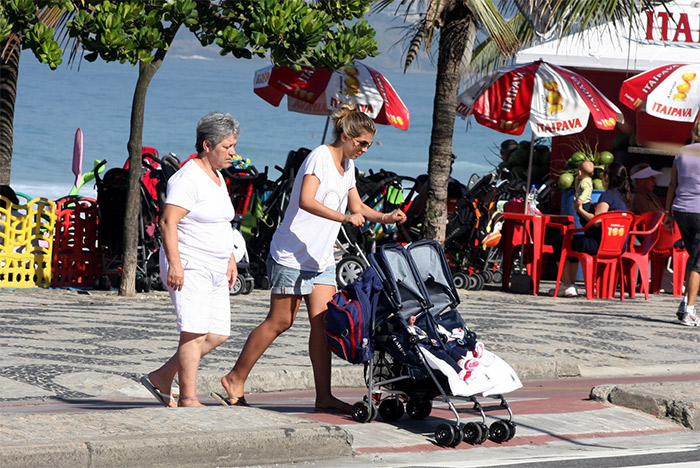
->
xmin=569 ymin=151 xmax=588 ymax=165
xmin=558 ymin=172 xmax=574 ymax=190
xmin=599 ymin=151 xmax=614 ymax=165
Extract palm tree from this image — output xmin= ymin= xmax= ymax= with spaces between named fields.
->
xmin=0 ymin=2 xmax=81 ymax=185
xmin=375 ymin=0 xmax=670 ymax=244
xmin=0 ymin=37 xmax=21 ymax=186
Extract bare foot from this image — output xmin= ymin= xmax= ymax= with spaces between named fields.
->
xmin=314 ymin=396 xmax=352 ymax=414
xmin=220 ymin=374 xmax=245 ymax=404
xmin=178 ymin=396 xmax=204 ymax=407
xmin=147 ymin=372 xmax=177 ymax=408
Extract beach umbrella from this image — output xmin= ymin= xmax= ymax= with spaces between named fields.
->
xmin=619 ymin=63 xmax=700 ymax=122
xmin=72 ymin=128 xmax=83 ymax=189
xmin=457 ymin=60 xmax=623 ymax=195
xmin=253 ymin=61 xmax=410 ymax=139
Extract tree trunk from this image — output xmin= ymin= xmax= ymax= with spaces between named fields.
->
xmin=422 ymin=5 xmax=475 ymax=244
xmin=0 ymin=41 xmax=20 ymax=186
xmin=119 ymin=59 xmax=162 ymax=297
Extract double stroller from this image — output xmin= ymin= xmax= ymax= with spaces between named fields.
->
xmin=348 ymin=240 xmax=521 ymax=446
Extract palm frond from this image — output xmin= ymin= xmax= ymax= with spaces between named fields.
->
xmin=404 ymin=18 xmax=428 ymax=71
xmin=420 ymin=0 xmax=446 ymax=58
xmin=467 ymin=0 xmax=520 ymax=56
xmin=469 ymin=14 xmax=531 ymax=82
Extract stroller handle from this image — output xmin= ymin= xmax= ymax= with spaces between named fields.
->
xmin=93 ymin=160 xmax=109 ymax=184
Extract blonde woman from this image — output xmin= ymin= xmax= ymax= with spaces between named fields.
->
xmin=215 ymin=104 xmax=406 ymax=412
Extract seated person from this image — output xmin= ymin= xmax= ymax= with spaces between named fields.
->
xmin=500 ymin=139 xmax=518 ymax=162
xmin=630 ymin=163 xmax=675 ymax=249
xmin=629 ymin=163 xmax=664 ymax=214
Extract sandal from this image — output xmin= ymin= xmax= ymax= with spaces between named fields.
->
xmin=139 ymin=375 xmax=174 ymax=408
xmin=210 ymin=391 xmax=250 ymax=407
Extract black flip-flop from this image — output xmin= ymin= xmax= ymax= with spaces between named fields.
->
xmin=140 ymin=376 xmax=173 ymax=407
xmin=210 ymin=391 xmax=250 ymax=407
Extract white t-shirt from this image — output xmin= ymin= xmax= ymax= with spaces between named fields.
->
xmin=165 ymin=160 xmax=235 ymax=265
xmin=270 ymin=145 xmax=355 ymax=271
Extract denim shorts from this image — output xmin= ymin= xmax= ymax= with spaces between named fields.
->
xmin=266 ymin=257 xmax=336 ymax=295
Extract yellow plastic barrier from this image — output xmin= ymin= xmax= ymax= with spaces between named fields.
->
xmin=0 ymin=196 xmax=57 ymax=288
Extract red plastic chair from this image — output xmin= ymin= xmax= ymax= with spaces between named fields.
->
xmin=621 ymin=211 xmax=664 ymax=300
xmin=649 ymin=222 xmax=688 ymax=296
xmin=553 ymin=211 xmax=634 ymax=300
xmin=501 ymin=202 xmax=573 ymax=295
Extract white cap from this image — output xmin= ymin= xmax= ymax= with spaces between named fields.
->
xmin=630 ymin=166 xmax=663 ymax=179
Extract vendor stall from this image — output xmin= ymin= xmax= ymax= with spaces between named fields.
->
xmin=515 ymin=0 xmax=700 ymax=208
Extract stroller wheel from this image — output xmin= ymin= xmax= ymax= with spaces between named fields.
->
xmin=452 ymin=272 xmax=468 ymax=289
xmin=478 ymin=423 xmax=490 ymax=444
xmin=473 ymin=273 xmax=485 ymax=291
xmin=488 ymin=420 xmax=511 ymax=444
xmin=434 ymin=423 xmax=456 ymax=447
xmin=255 ymin=276 xmax=270 ymax=290
xmin=505 ymin=420 xmax=517 ymax=441
xmin=336 ymin=255 xmax=367 ymax=289
xmin=243 ymin=278 xmax=254 ymax=294
xmin=406 ymin=398 xmax=432 ymax=419
xmin=230 ymin=276 xmax=244 ymax=295
xmin=480 ymin=269 xmax=494 ymax=284
xmin=461 ymin=422 xmax=483 ymax=445
xmin=98 ymin=275 xmax=111 ymax=291
xmin=378 ymin=398 xmax=404 ymax=421
xmin=135 ymin=275 xmax=151 ymax=293
xmin=449 ymin=424 xmax=463 ymax=447
xmin=492 ymin=269 xmax=503 ymax=285
xmin=351 ymin=401 xmax=374 ymax=423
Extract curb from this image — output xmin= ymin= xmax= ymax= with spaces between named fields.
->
xmin=590 ymin=381 xmax=700 ymax=431
xmin=0 ymin=408 xmax=353 ymax=468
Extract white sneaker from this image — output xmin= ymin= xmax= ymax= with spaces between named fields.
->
xmin=679 ymin=313 xmax=700 ymax=326
xmin=677 ymin=299 xmax=687 ymax=320
xmin=548 ymin=285 xmax=578 ymax=297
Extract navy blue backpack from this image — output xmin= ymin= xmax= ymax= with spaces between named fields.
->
xmin=325 ymin=266 xmax=383 ymax=364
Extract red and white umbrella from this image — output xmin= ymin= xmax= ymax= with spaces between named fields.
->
xmin=619 ymin=63 xmax=700 ymax=122
xmin=253 ymin=61 xmax=410 ymax=131
xmin=457 ymin=60 xmax=622 ymax=137
xmin=457 ymin=60 xmax=623 ymax=212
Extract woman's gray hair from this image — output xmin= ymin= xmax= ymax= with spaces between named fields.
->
xmin=196 ymin=111 xmax=241 ymax=153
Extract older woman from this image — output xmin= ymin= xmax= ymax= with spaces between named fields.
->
xmin=140 ymin=111 xmax=239 ymax=407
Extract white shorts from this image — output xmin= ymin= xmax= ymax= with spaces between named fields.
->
xmin=160 ymin=249 xmax=231 ymax=336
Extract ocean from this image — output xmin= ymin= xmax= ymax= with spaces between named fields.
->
xmin=10 ymin=41 xmax=530 ymax=201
